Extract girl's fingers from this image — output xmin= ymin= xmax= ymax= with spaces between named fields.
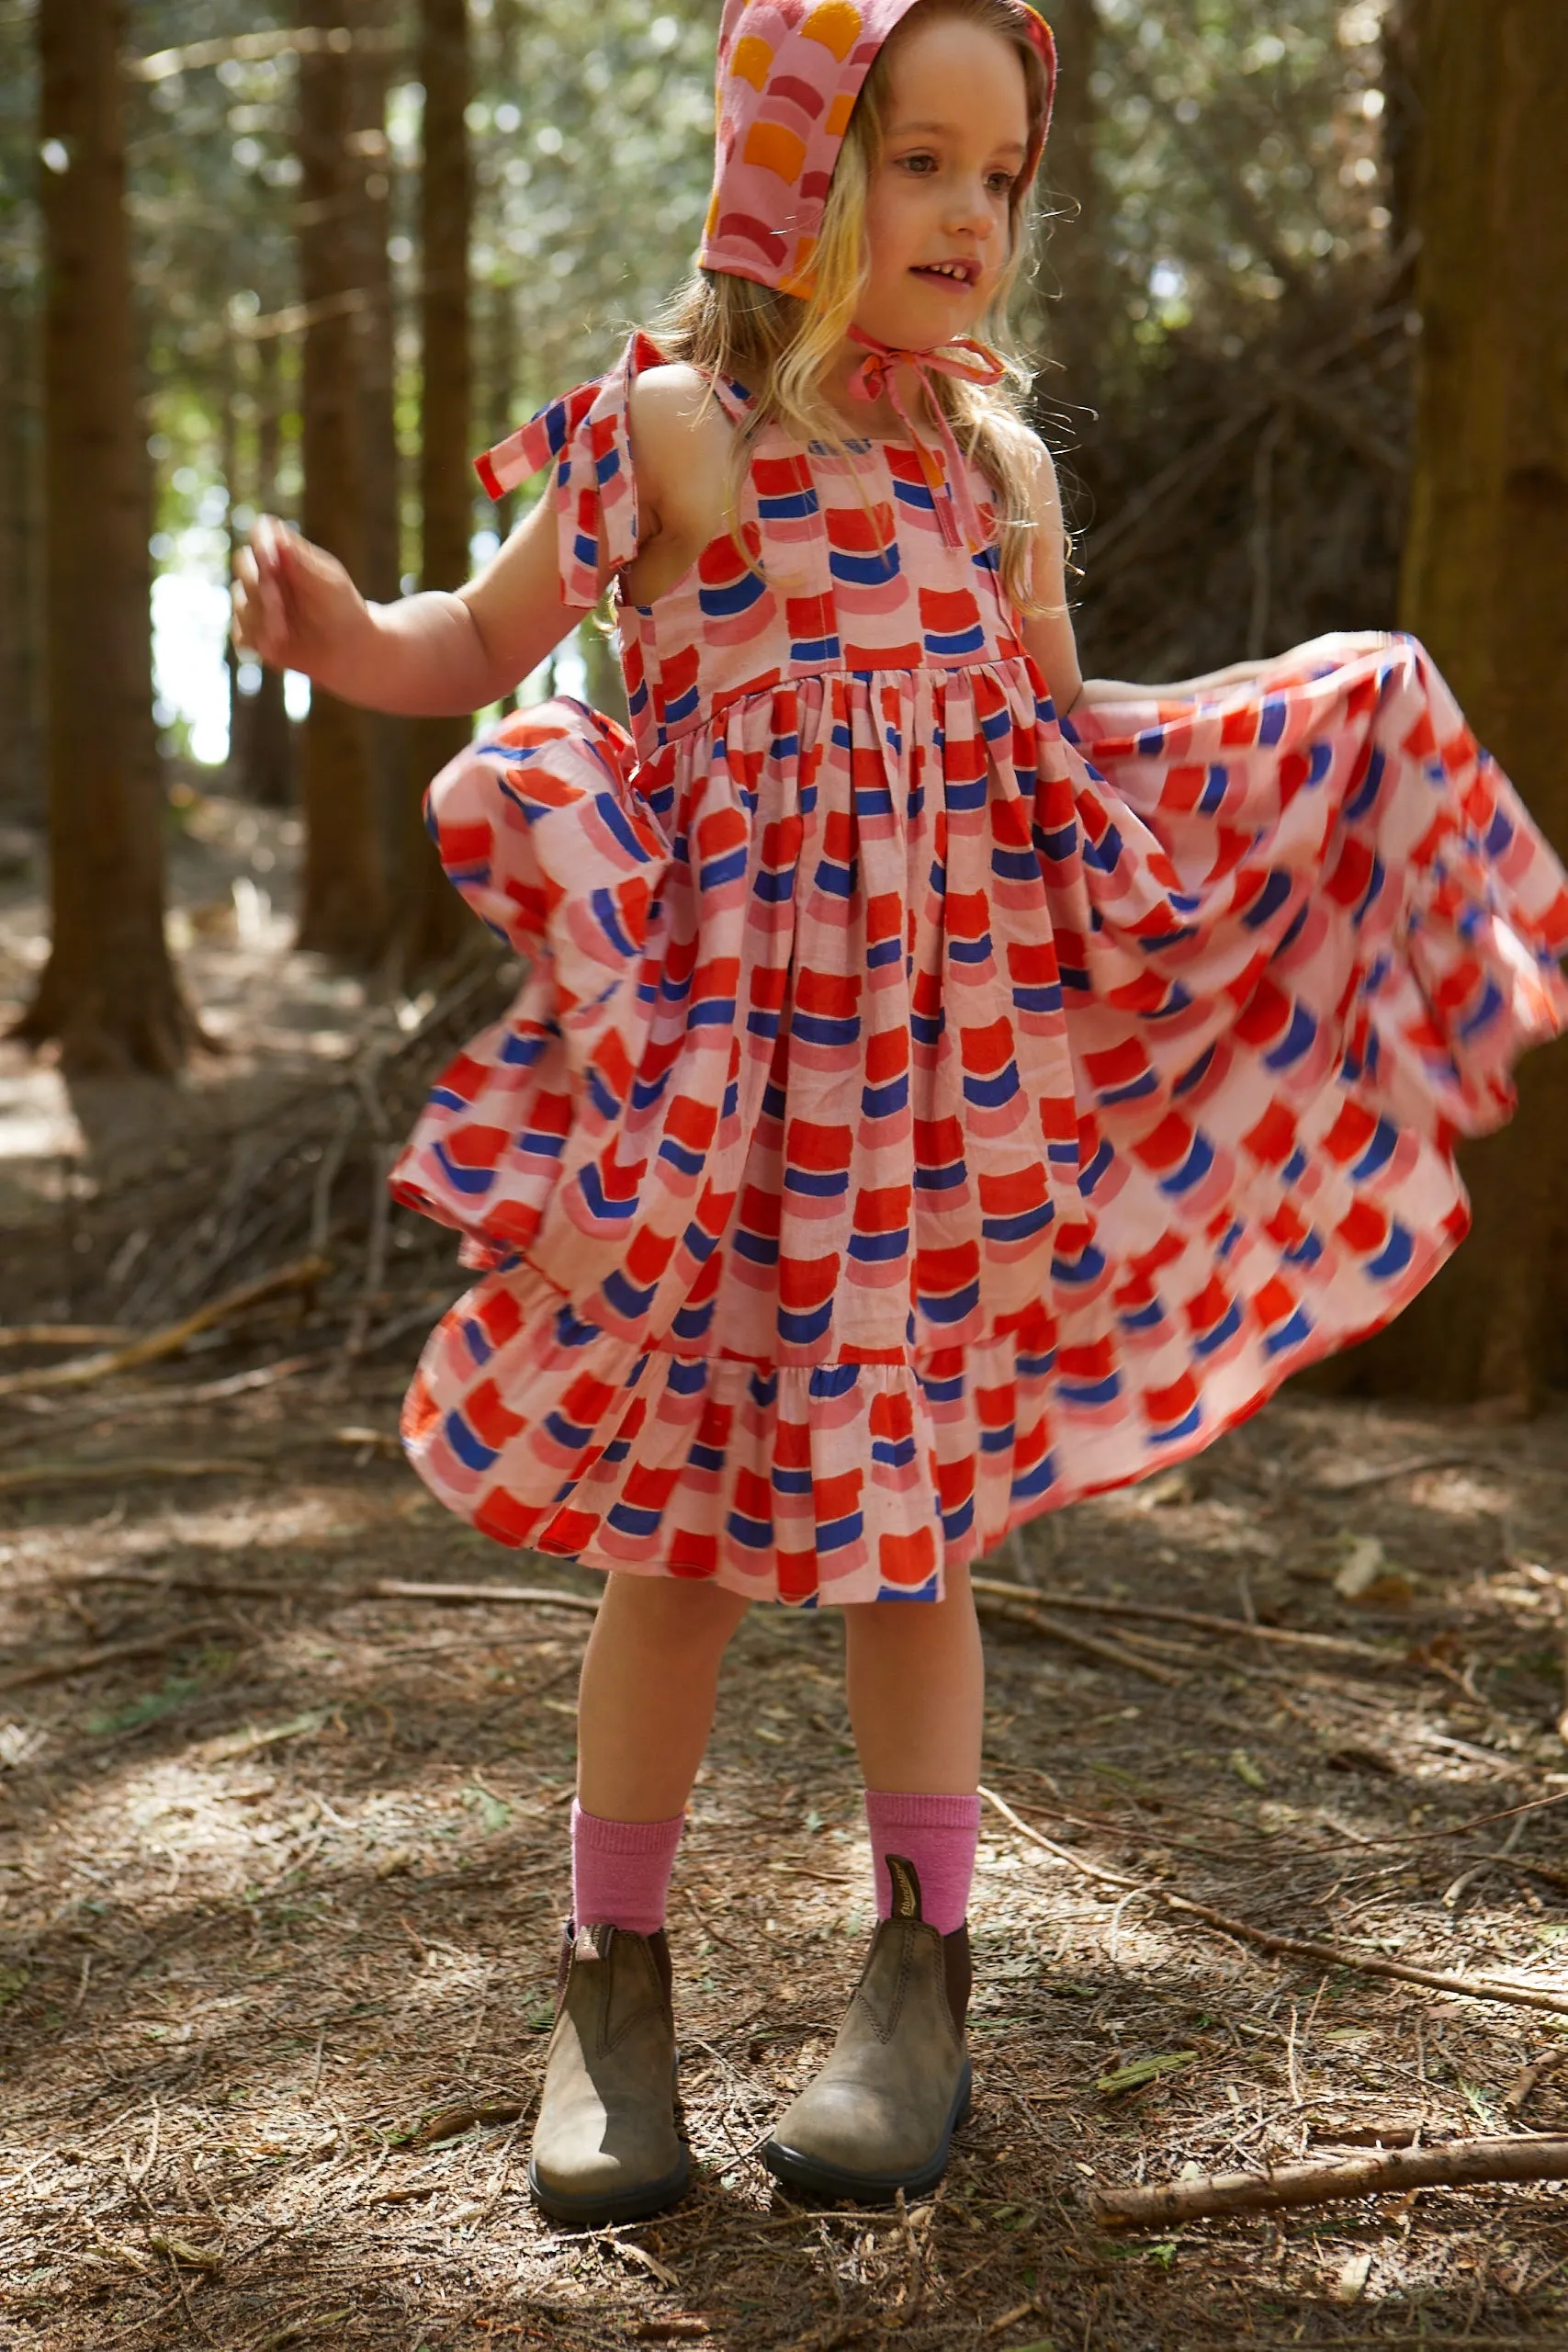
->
xmin=232 ymin=543 xmax=287 ymax=663
xmin=251 ymin=514 xmax=292 ymax=588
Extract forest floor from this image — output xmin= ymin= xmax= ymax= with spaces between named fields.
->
xmin=2 ymin=791 xmax=1568 ymax=2350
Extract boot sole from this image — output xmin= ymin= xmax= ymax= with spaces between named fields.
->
xmin=761 ymin=2058 xmax=973 ymax=2207
xmin=527 ymin=2144 xmax=691 ymax=2228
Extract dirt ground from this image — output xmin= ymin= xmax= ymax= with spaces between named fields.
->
xmin=3 ymin=795 xmax=1568 ymax=2350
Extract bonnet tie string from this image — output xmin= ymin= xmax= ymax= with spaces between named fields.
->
xmin=845 ymin=328 xmax=1005 ymax=554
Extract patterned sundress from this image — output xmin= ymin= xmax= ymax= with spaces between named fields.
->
xmin=391 ymin=334 xmax=1568 ymax=1606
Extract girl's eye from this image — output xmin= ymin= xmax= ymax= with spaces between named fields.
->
xmin=898 ymin=153 xmax=937 ymax=175
xmin=987 ymin=170 xmax=1017 ymax=196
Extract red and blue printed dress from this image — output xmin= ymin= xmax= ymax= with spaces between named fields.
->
xmin=391 ymin=334 xmax=1568 ymax=1606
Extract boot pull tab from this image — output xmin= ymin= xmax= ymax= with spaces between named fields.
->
xmin=886 ymin=1855 xmax=923 ymax=1922
xmin=574 ymin=1922 xmax=606 ymax=1964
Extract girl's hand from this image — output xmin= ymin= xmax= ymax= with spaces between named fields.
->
xmin=231 ymin=515 xmax=371 ymax=684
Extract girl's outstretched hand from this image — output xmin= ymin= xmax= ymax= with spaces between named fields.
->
xmin=231 ymin=515 xmax=370 ymax=685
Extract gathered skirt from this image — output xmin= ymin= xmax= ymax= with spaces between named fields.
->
xmin=390 ymin=633 xmax=1568 ymax=1604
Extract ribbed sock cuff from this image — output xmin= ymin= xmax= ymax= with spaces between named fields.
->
xmin=864 ymin=1789 xmax=981 ymax=1936
xmin=570 ymin=1802 xmax=684 ymax=1936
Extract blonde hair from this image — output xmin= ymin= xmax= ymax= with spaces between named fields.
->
xmin=656 ymin=0 xmax=1051 ymax=613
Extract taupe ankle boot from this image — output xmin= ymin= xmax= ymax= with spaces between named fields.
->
xmin=527 ymin=1922 xmax=691 ymax=2226
xmin=763 ymin=1857 xmax=972 ymax=2204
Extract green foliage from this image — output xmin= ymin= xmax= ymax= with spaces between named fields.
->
xmin=1 ymin=0 xmax=1405 ymax=741
xmin=1081 ymin=0 xmax=1395 ymax=372
xmin=84 ymin=1644 xmax=235 ymax=1735
xmin=479 ymin=0 xmax=720 ymax=414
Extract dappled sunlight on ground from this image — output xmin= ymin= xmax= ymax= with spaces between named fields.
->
xmin=3 ymin=798 xmax=1568 ymax=2342
xmin=1 ymin=1394 xmax=1566 ymax=2344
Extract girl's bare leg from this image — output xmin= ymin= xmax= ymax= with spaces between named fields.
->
xmin=761 ymin=1564 xmax=984 ymax=2202
xmin=576 ymin=1572 xmax=751 ymax=1820
xmin=841 ymin=1559 xmax=984 ymax=1792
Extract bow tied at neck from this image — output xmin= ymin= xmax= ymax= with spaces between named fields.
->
xmin=845 ymin=329 xmax=1005 ymax=555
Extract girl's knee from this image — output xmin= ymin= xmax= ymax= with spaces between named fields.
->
xmin=598 ymin=1571 xmax=750 ymax=1655
xmin=844 ymin=1566 xmax=976 ymax=1647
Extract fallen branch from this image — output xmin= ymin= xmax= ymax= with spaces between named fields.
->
xmin=0 ymin=1325 xmax=131 ymax=1350
xmin=58 ymin=1566 xmax=602 ymax=1616
xmin=1309 ymin=1449 xmax=1482 ymax=1496
xmin=0 ymin=1256 xmax=329 ymax=1401
xmin=973 ymin=1592 xmax=1182 ymax=1686
xmin=0 ymin=1457 xmax=257 ymax=1498
xmin=979 ymin=1785 xmax=1568 ymax=2020
xmin=0 ymin=1622 xmax=233 ymax=1694
xmin=1504 ymin=2049 xmax=1568 ymax=2120
xmin=972 ymin=1577 xmax=1405 ymax=1668
xmin=364 ymin=1578 xmax=599 ymax=1614
xmin=409 ymin=2098 xmax=525 ymax=2147
xmin=1089 ymin=2134 xmax=1568 ymax=2229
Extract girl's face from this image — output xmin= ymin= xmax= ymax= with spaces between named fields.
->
xmin=855 ymin=14 xmax=1032 ymax=352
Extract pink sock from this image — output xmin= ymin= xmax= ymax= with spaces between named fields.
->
xmin=864 ymin=1791 xmax=980 ymax=1937
xmin=570 ymin=1802 xmax=684 ymax=1935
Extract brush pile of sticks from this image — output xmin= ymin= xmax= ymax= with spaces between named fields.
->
xmin=55 ymin=951 xmax=518 ymax=1357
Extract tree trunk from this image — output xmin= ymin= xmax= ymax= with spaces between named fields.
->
xmin=1341 ymin=0 xmax=1568 ymax=1404
xmin=16 ymin=0 xmax=193 ymax=1074
xmin=220 ymin=338 xmax=243 ymax=780
xmin=399 ymin=0 xmax=476 ymax=977
xmin=581 ymin=610 xmax=630 ymax=730
xmin=349 ymin=0 xmax=409 ymax=890
xmin=234 ymin=328 xmax=295 ymax=808
xmin=1032 ymin=0 xmax=1102 ymax=401
xmin=295 ymin=3 xmax=386 ymax=964
xmin=484 ymin=0 xmax=522 ymax=712
xmin=1381 ymin=0 xmax=1427 ymax=257
xmin=0 ymin=285 xmax=43 ymax=822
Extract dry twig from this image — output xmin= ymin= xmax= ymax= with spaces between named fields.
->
xmin=0 ymin=1457 xmax=258 ymax=1498
xmin=970 ymin=1577 xmax=1405 ymax=1667
xmin=0 ymin=1621 xmax=232 ymax=1694
xmin=0 ymin=1325 xmax=130 ymax=1349
xmin=1089 ymin=2134 xmax=1568 ymax=2228
xmin=0 ymin=1256 xmax=328 ymax=1400
xmin=972 ymin=1589 xmax=1182 ymax=1685
xmin=53 ymin=1565 xmax=601 ymax=1615
xmin=980 ymin=1785 xmax=1568 ymax=2020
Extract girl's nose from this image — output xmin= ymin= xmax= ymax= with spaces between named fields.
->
xmin=943 ymin=175 xmax=995 ymax=237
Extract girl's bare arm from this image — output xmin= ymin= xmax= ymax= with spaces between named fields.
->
xmin=1017 ymin=440 xmax=1087 ymax=711
xmin=231 ymin=369 xmax=732 ymax=717
xmin=1017 ymin=443 xmax=1283 ymax=709
xmin=232 ymin=487 xmax=598 ymax=718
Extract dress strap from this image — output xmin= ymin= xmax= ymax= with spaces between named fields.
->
xmin=475 ymin=330 xmax=665 ymax=607
xmin=704 ymin=372 xmax=754 ymax=428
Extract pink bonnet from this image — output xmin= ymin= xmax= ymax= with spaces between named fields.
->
xmin=698 ymin=0 xmax=1057 ymax=299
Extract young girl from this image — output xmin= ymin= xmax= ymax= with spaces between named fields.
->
xmin=234 ymin=0 xmax=1568 ymax=2225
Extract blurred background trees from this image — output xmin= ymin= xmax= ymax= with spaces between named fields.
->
xmin=0 ymin=0 xmax=1564 ymax=1391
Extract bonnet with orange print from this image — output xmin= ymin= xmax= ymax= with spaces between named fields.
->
xmin=698 ymin=0 xmax=1058 ymax=300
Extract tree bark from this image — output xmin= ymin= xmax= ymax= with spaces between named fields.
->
xmin=16 ymin=0 xmax=194 ymax=1073
xmin=1032 ymin=0 xmax=1102 ymax=401
xmin=398 ymin=0 xmax=477 ymax=978
xmin=220 ymin=336 xmax=243 ymax=780
xmin=0 ymin=285 xmax=43 ymax=822
xmin=1345 ymin=1 xmax=1568 ymax=1402
xmin=392 ymin=0 xmax=479 ymax=978
xmin=581 ymin=610 xmax=630 ymax=731
xmin=1381 ymin=0 xmax=1427 ymax=256
xmin=233 ymin=328 xmax=295 ymax=808
xmin=484 ymin=0 xmax=522 ymax=712
xmin=349 ymin=0 xmax=409 ymax=886
xmin=294 ymin=2 xmax=386 ymax=964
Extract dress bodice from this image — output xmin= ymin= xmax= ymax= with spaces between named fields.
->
xmin=473 ymin=333 xmax=1033 ymax=767
xmin=618 ymin=424 xmax=1027 ymax=762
